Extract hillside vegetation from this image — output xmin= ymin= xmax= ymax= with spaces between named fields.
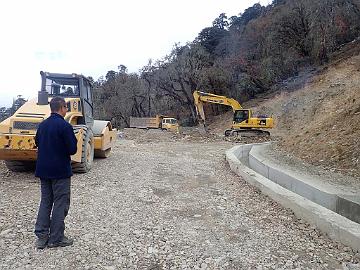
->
xmin=92 ymin=0 xmax=360 ymax=127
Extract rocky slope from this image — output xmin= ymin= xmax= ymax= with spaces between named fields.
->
xmin=208 ymin=42 xmax=360 ymax=179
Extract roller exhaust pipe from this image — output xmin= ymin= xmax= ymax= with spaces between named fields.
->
xmin=37 ymin=71 xmax=49 ymax=105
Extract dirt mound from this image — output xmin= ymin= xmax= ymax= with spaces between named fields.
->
xmin=121 ymin=128 xmax=183 ymax=143
xmin=206 ymin=111 xmax=233 ymax=136
xmin=122 ymin=126 xmax=273 ymax=145
xmin=121 ymin=127 xmax=225 ymax=144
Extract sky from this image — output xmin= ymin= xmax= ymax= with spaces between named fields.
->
xmin=0 ymin=0 xmax=271 ymax=107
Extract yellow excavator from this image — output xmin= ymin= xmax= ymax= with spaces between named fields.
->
xmin=193 ymin=91 xmax=274 ymax=136
xmin=0 ymin=71 xmax=117 ymax=173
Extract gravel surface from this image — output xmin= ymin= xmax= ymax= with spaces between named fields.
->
xmin=0 ymin=131 xmax=359 ymax=269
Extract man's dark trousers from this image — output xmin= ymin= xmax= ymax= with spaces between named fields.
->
xmin=35 ymin=178 xmax=71 ymax=244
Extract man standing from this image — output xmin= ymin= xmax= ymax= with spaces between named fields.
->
xmin=34 ymin=97 xmax=77 ymax=249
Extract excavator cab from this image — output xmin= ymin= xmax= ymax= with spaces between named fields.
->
xmin=233 ymin=109 xmax=251 ymax=124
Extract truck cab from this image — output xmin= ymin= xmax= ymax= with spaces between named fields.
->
xmin=161 ymin=117 xmax=179 ymax=132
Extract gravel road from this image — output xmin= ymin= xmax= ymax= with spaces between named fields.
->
xmin=0 ymin=130 xmax=359 ymax=269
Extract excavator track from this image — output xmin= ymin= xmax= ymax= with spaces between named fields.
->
xmin=224 ymin=129 xmax=270 ymax=137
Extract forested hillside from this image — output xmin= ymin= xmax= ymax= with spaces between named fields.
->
xmin=92 ymin=0 xmax=360 ymax=128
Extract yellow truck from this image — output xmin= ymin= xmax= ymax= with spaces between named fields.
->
xmin=129 ymin=115 xmax=179 ymax=132
xmin=0 ymin=71 xmax=117 ymax=173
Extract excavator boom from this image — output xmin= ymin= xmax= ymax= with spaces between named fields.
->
xmin=193 ymin=91 xmax=242 ymax=123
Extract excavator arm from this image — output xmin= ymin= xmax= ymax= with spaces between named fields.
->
xmin=193 ymin=91 xmax=242 ymax=124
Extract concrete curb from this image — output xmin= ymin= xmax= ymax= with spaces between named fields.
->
xmin=249 ymin=144 xmax=360 ymax=224
xmin=226 ymin=144 xmax=360 ymax=252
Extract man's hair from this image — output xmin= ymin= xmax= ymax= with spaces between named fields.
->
xmin=50 ymin=97 xmax=66 ymax=112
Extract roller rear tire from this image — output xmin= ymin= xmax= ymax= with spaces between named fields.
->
xmin=72 ymin=125 xmax=94 ymax=173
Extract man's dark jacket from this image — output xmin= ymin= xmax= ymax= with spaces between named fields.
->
xmin=35 ymin=113 xmax=77 ymax=179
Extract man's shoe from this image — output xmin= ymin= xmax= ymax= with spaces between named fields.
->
xmin=48 ymin=236 xmax=74 ymax=248
xmin=36 ymin=237 xmax=48 ymax=249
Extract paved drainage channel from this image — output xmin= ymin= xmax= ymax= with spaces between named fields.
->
xmin=226 ymin=143 xmax=360 ymax=252
xmin=248 ymin=145 xmax=360 ymax=224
